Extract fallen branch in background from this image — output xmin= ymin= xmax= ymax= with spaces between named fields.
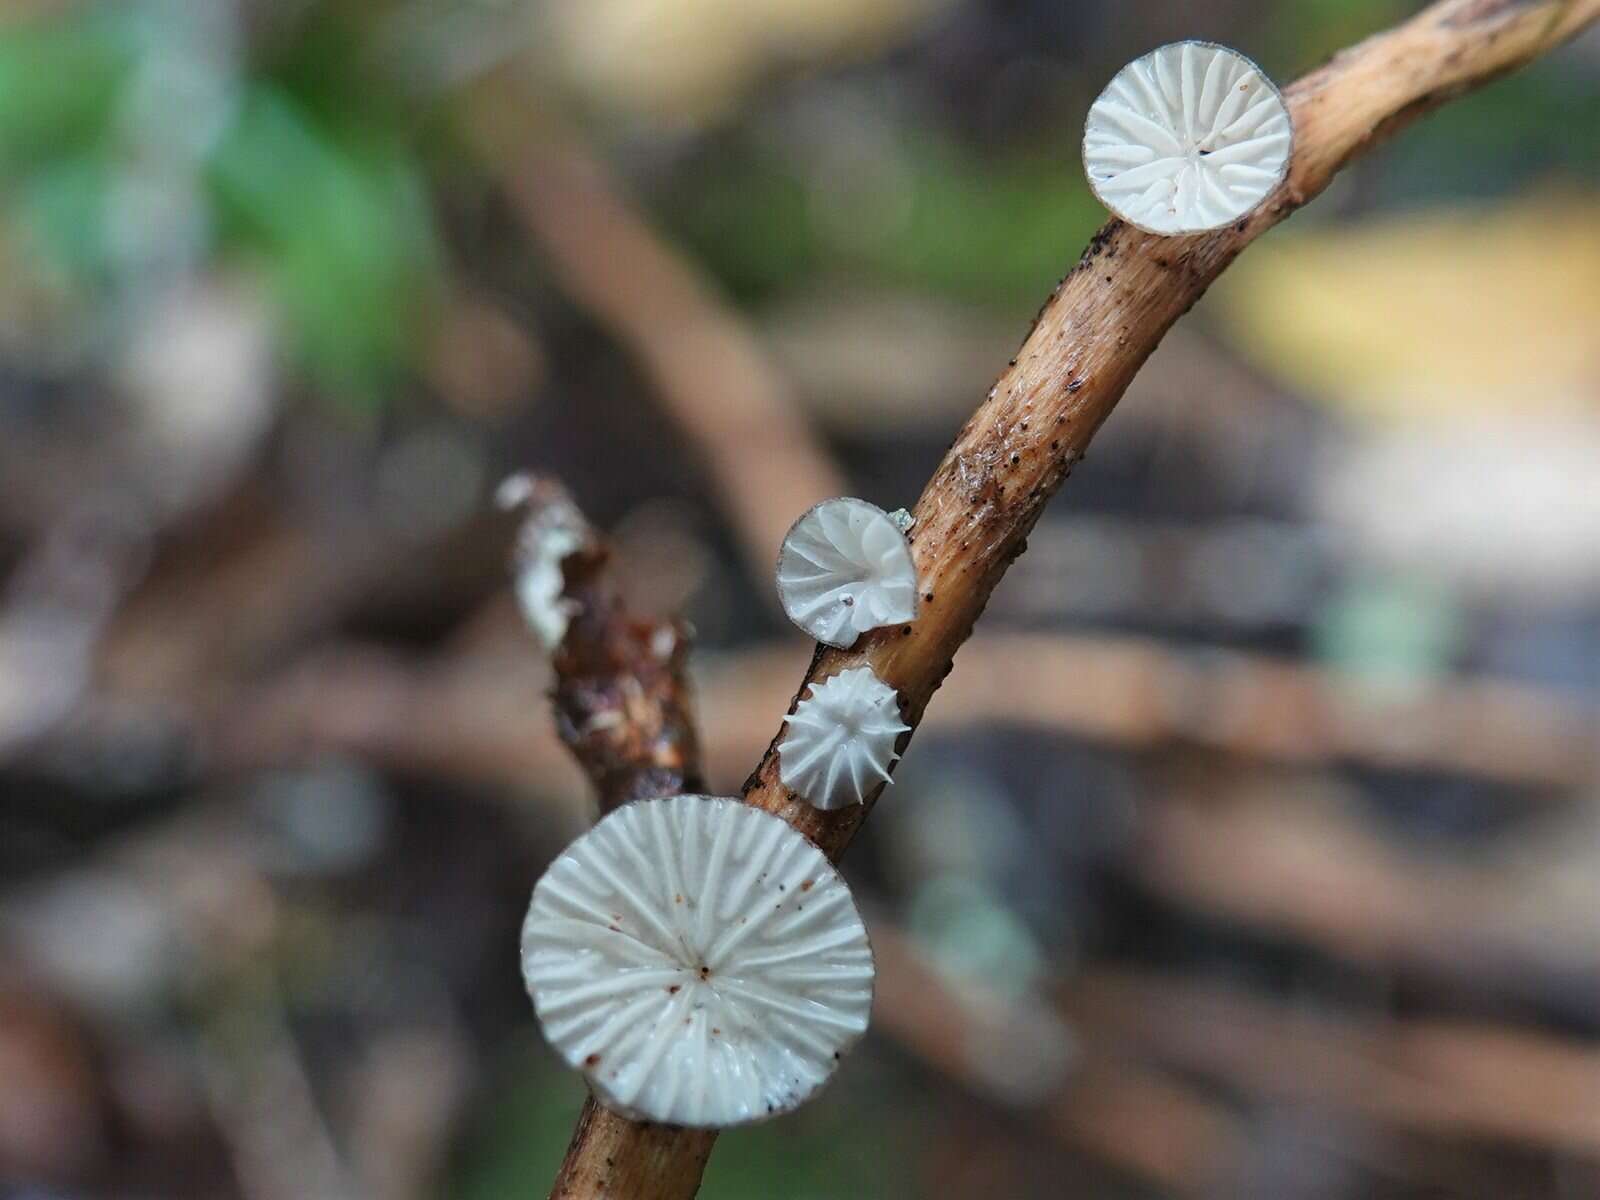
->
xmin=1132 ymin=782 xmax=1600 ymax=1026
xmin=517 ymin=0 xmax=1600 ymax=1191
xmin=696 ymin=634 xmax=1600 ymax=791
xmin=97 ymin=485 xmax=514 ymax=705
xmin=865 ymin=922 xmax=1242 ymax=1194
xmin=225 ymin=623 xmax=1600 ymax=798
xmin=220 ymin=625 xmax=1600 ymax=1010
xmin=871 ymin=928 xmax=1600 ymax=1186
xmin=469 ymin=125 xmax=848 ymax=595
xmin=876 ymin=932 xmax=1600 ymax=1183
xmin=1061 ymin=968 xmax=1600 ymax=1156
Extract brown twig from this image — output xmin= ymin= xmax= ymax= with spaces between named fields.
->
xmin=545 ymin=0 xmax=1600 ymax=1193
xmin=507 ymin=477 xmax=704 ymax=814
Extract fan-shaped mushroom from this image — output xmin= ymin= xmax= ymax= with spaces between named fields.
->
xmin=778 ymin=666 xmax=909 ymax=810
xmin=521 ymin=795 xmax=875 ymax=1127
xmin=776 ymin=498 xmax=918 ymax=648
xmin=1083 ymin=42 xmax=1292 ymax=235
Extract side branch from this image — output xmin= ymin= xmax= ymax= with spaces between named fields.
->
xmin=506 ymin=476 xmax=703 ymax=814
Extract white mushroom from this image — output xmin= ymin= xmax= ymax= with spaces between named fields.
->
xmin=498 ymin=473 xmax=590 ymax=650
xmin=520 ymin=795 xmax=874 ymax=1127
xmin=776 ymin=498 xmax=918 ymax=648
xmin=778 ymin=666 xmax=909 ymax=810
xmin=1083 ymin=41 xmax=1292 ymax=235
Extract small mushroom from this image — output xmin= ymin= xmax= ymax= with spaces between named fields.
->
xmin=498 ymin=473 xmax=589 ymax=650
xmin=520 ymin=795 xmax=874 ymax=1127
xmin=776 ymin=498 xmax=918 ymax=648
xmin=1083 ymin=41 xmax=1292 ymax=235
xmin=778 ymin=666 xmax=910 ymax=810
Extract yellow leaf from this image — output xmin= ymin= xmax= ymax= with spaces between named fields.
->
xmin=1211 ymin=191 xmax=1600 ymax=425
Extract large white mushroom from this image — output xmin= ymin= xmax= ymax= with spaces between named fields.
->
xmin=776 ymin=498 xmax=918 ymax=648
xmin=1083 ymin=41 xmax=1292 ymax=235
xmin=778 ymin=666 xmax=909 ymax=810
xmin=520 ymin=795 xmax=875 ymax=1127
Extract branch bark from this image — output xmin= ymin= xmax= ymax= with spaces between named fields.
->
xmin=545 ymin=0 xmax=1600 ymax=1191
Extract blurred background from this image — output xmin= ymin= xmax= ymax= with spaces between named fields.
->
xmin=1 ymin=0 xmax=1598 ymax=1197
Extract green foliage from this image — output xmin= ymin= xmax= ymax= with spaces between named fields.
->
xmin=12 ymin=155 xmax=114 ymax=285
xmin=867 ymin=139 xmax=1103 ymax=302
xmin=1376 ymin=71 xmax=1600 ymax=203
xmin=1261 ymin=0 xmax=1408 ymax=75
xmin=0 ymin=8 xmax=132 ymax=305
xmin=207 ymin=84 xmax=436 ymax=402
xmin=0 ymin=2 xmax=440 ymax=401
xmin=658 ymin=133 xmax=1102 ymax=306
xmin=656 ymin=143 xmax=816 ymax=299
xmin=1312 ymin=574 xmax=1465 ymax=689
xmin=0 ymin=8 xmax=131 ymax=172
xmin=0 ymin=0 xmax=1591 ymax=403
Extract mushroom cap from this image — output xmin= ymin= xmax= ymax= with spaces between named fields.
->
xmin=778 ymin=666 xmax=909 ymax=810
xmin=520 ymin=795 xmax=875 ymax=1127
xmin=501 ymin=479 xmax=590 ymax=650
xmin=1083 ymin=41 xmax=1292 ymax=235
xmin=776 ymin=498 xmax=918 ymax=649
